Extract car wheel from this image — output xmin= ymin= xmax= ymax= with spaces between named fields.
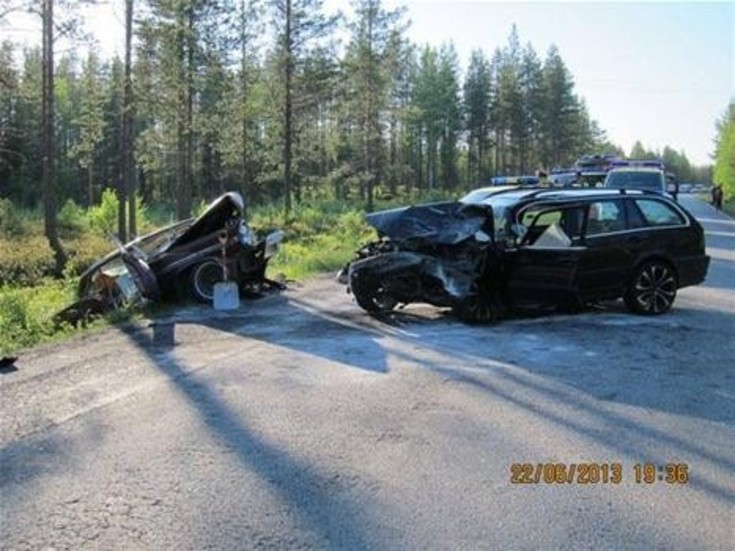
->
xmin=350 ymin=271 xmax=398 ymax=313
xmin=624 ymin=260 xmax=677 ymax=315
xmin=453 ymin=280 xmax=501 ymax=325
xmin=190 ymin=259 xmax=224 ymax=303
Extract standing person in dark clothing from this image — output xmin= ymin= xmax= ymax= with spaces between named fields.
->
xmin=714 ymin=185 xmax=724 ymax=209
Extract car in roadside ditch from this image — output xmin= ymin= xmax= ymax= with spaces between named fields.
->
xmin=339 ymin=186 xmax=710 ymax=323
xmin=55 ymin=192 xmax=284 ymax=325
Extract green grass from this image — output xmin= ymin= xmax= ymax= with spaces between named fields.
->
xmin=0 ymin=279 xmax=149 ymax=356
xmin=253 ymin=205 xmax=376 ymax=281
xmin=0 ymin=280 xmax=76 ymax=355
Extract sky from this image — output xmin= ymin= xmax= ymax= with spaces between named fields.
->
xmin=383 ymin=0 xmax=734 ymax=166
xmin=2 ymin=1 xmax=733 ymax=166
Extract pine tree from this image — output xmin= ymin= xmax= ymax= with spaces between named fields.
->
xmin=68 ymin=52 xmax=106 ymax=207
xmin=344 ymin=0 xmax=405 ymax=209
xmin=539 ymin=45 xmax=580 ymax=168
xmin=269 ymin=0 xmax=338 ymax=212
xmin=0 ymin=41 xmax=23 ymax=195
xmin=463 ymin=49 xmax=491 ymax=185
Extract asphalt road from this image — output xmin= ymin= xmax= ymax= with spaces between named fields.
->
xmin=1 ymin=195 xmax=734 ymax=550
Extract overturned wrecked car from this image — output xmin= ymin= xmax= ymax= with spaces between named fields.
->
xmin=56 ymin=192 xmax=283 ymax=325
xmin=339 ymin=186 xmax=710 ymax=323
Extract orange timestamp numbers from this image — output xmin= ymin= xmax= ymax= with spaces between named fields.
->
xmin=510 ymin=462 xmax=690 ymax=485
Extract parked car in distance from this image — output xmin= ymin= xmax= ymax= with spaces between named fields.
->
xmin=604 ymin=166 xmax=677 ymax=200
xmin=340 ymin=186 xmax=709 ymax=323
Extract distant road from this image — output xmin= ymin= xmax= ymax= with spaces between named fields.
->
xmin=678 ymin=193 xmax=734 ymax=302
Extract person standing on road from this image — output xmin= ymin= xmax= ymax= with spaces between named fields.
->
xmin=712 ymin=185 xmax=724 ymax=210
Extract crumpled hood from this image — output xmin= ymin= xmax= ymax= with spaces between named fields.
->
xmin=365 ymin=201 xmax=493 ymax=245
xmin=168 ymin=191 xmax=245 ymax=249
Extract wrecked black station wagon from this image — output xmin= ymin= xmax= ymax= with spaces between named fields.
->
xmin=340 ymin=186 xmax=710 ymax=323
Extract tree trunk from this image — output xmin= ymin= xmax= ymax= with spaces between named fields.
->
xmin=41 ymin=0 xmax=67 ymax=275
xmin=283 ymin=0 xmax=293 ymax=214
xmin=175 ymin=7 xmax=192 ymax=219
xmin=123 ymin=0 xmax=136 ymax=237
xmin=240 ymin=0 xmax=249 ymax=199
xmin=87 ymin=163 xmax=94 ymax=206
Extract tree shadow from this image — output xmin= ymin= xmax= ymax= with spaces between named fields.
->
xmin=118 ymin=318 xmax=385 ymax=549
xmin=0 ymin=356 xmax=19 ymax=374
xmin=155 ymin=293 xmax=391 ymax=374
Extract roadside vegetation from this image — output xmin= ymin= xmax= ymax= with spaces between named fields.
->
xmin=712 ymin=102 xmax=735 ymax=211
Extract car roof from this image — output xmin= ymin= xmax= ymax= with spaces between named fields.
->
xmin=462 ymin=185 xmax=665 ymax=205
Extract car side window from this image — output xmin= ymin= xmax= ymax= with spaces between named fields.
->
xmin=518 ymin=205 xmax=584 ymax=248
xmin=585 ymin=200 xmax=626 ymax=236
xmin=635 ymin=199 xmax=686 ymax=227
xmin=625 ymin=199 xmax=648 ymax=229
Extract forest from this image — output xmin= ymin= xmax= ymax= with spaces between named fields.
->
xmin=0 ymin=1 xmax=726 ymax=258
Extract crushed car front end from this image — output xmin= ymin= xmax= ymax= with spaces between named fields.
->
xmin=341 ymin=201 xmax=506 ymax=323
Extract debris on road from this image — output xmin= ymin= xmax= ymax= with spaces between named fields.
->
xmin=0 ymin=356 xmax=18 ymax=372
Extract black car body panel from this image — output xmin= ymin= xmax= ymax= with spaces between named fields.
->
xmin=341 ymin=187 xmax=710 ymax=321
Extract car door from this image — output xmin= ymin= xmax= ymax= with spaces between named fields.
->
xmin=505 ymin=204 xmax=586 ymax=307
xmin=575 ymin=198 xmax=636 ymax=300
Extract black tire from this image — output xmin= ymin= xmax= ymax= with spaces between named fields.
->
xmin=190 ymin=259 xmax=224 ymax=303
xmin=453 ymin=279 xmax=502 ymax=325
xmin=624 ymin=260 xmax=677 ymax=315
xmin=350 ymin=271 xmax=398 ymax=313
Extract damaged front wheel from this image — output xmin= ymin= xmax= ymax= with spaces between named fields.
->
xmin=350 ymin=271 xmax=398 ymax=313
xmin=453 ymin=280 xmax=502 ymax=325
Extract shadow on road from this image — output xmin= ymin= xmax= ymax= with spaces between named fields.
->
xmin=118 ymin=315 xmax=384 ymax=549
xmin=165 ymin=293 xmax=390 ymax=374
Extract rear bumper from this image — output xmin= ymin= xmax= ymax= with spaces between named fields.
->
xmin=677 ymin=254 xmax=710 ymax=288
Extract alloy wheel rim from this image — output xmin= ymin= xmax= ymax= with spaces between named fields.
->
xmin=635 ymin=264 xmax=676 ymax=313
xmin=373 ymin=289 xmax=398 ymax=311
